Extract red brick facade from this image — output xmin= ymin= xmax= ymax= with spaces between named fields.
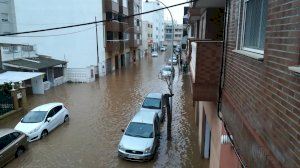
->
xmin=222 ymin=0 xmax=300 ymax=167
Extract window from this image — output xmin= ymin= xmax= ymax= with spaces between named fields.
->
xmin=0 ymin=135 xmax=12 ymax=151
xmin=241 ymin=0 xmax=267 ymax=53
xmin=54 ymin=105 xmax=63 ymax=113
xmin=136 ymin=19 xmax=140 ymax=26
xmin=47 ymin=109 xmax=56 ymax=118
xmin=122 ymin=0 xmax=128 ymax=8
xmin=1 ymin=13 xmax=8 ymax=22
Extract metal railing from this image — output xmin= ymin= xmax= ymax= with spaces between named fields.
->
xmin=0 ymin=93 xmax=14 ymax=116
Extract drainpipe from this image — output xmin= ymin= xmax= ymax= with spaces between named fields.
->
xmin=217 ymin=0 xmax=247 ymax=167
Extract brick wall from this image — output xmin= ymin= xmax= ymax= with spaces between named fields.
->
xmin=222 ymin=0 xmax=300 ymax=167
xmin=190 ymin=41 xmax=223 ymax=101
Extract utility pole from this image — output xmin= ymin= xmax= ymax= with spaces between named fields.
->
xmin=95 ymin=17 xmax=100 ymax=72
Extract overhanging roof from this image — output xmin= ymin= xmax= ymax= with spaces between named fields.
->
xmin=0 ymin=71 xmax=44 ymax=84
xmin=3 ymin=55 xmax=67 ymax=71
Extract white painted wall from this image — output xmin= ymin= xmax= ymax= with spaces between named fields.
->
xmin=31 ymin=75 xmax=44 ymax=94
xmin=0 ymin=0 xmax=17 ymax=34
xmin=11 ymin=0 xmax=105 ymax=76
xmin=142 ymin=1 xmax=164 ymax=47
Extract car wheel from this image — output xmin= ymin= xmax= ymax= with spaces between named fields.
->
xmin=40 ymin=130 xmax=48 ymax=139
xmin=64 ymin=115 xmax=69 ymax=123
xmin=15 ymin=147 xmax=25 ymax=158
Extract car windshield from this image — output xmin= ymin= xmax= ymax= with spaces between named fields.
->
xmin=163 ymin=67 xmax=172 ymax=71
xmin=22 ymin=111 xmax=47 ymax=123
xmin=125 ymin=122 xmax=154 ymax=138
xmin=142 ymin=97 xmax=161 ymax=109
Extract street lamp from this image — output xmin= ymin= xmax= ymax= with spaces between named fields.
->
xmin=145 ymin=0 xmax=174 ymax=140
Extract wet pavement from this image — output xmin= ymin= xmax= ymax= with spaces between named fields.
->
xmin=0 ymin=51 xmax=208 ymax=168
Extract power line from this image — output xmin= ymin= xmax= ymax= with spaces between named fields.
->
xmin=8 ymin=25 xmax=96 ymax=37
xmin=0 ymin=0 xmax=194 ymax=36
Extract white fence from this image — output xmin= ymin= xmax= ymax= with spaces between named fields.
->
xmin=53 ymin=76 xmax=66 ymax=86
xmin=65 ymin=66 xmax=96 ymax=83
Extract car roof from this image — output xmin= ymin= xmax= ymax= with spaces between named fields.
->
xmin=131 ymin=109 xmax=157 ymax=124
xmin=146 ymin=92 xmax=162 ymax=99
xmin=0 ymin=128 xmax=15 ymax=137
xmin=31 ymin=102 xmax=63 ymax=111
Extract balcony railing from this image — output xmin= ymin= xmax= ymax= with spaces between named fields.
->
xmin=105 ymin=40 xmax=120 ymax=52
xmin=129 ymin=39 xmax=141 ymax=48
xmin=105 ymin=21 xmax=120 ymax=32
xmin=189 ymin=40 xmax=223 ymax=101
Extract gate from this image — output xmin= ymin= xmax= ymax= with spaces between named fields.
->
xmin=0 ymin=93 xmax=14 ymax=116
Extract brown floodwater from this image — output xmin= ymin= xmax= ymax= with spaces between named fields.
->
xmin=0 ymin=51 xmax=208 ymax=168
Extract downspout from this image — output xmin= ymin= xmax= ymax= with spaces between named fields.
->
xmin=217 ymin=0 xmax=247 ymax=167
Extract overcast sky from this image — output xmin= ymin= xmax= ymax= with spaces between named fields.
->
xmin=159 ymin=0 xmax=188 ymax=24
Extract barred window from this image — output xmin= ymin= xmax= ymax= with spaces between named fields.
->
xmin=242 ymin=0 xmax=267 ymax=53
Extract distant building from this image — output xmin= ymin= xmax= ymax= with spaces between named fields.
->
xmin=142 ymin=1 xmax=164 ymax=50
xmin=164 ymin=21 xmax=183 ymax=46
xmin=3 ymin=0 xmax=105 ymax=82
xmin=0 ymin=0 xmax=17 ymax=34
xmin=141 ymin=21 xmax=153 ymax=54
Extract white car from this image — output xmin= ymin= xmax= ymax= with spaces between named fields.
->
xmin=151 ymin=52 xmax=158 ymax=57
xmin=160 ymin=65 xmax=175 ymax=79
xmin=160 ymin=46 xmax=166 ymax=51
xmin=141 ymin=93 xmax=164 ymax=122
xmin=15 ymin=103 xmax=69 ymax=142
xmin=118 ymin=110 xmax=160 ymax=161
xmin=168 ymin=56 xmax=178 ymax=65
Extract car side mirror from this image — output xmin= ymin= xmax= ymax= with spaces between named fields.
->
xmin=121 ymin=129 xmax=125 ymax=133
xmin=46 ymin=117 xmax=52 ymax=122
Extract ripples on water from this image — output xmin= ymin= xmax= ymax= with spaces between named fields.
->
xmin=0 ymin=54 xmax=208 ymax=168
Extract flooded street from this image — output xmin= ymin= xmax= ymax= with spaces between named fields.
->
xmin=0 ymin=52 xmax=208 ymax=168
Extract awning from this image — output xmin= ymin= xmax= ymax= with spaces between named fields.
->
xmin=0 ymin=71 xmax=44 ymax=84
xmin=3 ymin=55 xmax=67 ymax=71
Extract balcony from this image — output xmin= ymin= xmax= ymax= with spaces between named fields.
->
xmin=189 ymin=40 xmax=223 ymax=101
xmin=105 ymin=40 xmax=120 ymax=53
xmin=129 ymin=39 xmax=141 ymax=48
xmin=105 ymin=0 xmax=119 ymax=13
xmin=105 ymin=21 xmax=120 ymax=32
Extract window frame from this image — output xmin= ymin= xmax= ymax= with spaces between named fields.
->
xmin=240 ymin=0 xmax=266 ymax=55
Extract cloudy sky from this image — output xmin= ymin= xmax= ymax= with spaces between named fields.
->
xmin=148 ymin=0 xmax=189 ymax=24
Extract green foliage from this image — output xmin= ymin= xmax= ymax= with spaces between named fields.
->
xmin=0 ymin=82 xmax=13 ymax=96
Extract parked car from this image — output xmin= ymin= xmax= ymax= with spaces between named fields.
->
xmin=0 ymin=129 xmax=28 ymax=167
xmin=151 ymin=51 xmax=158 ymax=57
xmin=118 ymin=110 xmax=160 ymax=161
xmin=141 ymin=93 xmax=164 ymax=122
xmin=160 ymin=65 xmax=175 ymax=79
xmin=15 ymin=103 xmax=69 ymax=142
xmin=168 ymin=56 xmax=178 ymax=65
xmin=160 ymin=46 xmax=166 ymax=51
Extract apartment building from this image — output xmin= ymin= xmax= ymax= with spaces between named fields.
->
xmin=0 ymin=0 xmax=17 ymax=35
xmin=142 ymin=1 xmax=164 ymax=50
xmin=4 ymin=0 xmax=105 ymax=82
xmin=164 ymin=21 xmax=183 ymax=46
xmin=187 ymin=0 xmax=299 ymax=167
xmin=141 ymin=21 xmax=153 ymax=54
xmin=103 ymin=0 xmax=129 ymax=73
xmin=128 ymin=0 xmax=143 ymax=61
